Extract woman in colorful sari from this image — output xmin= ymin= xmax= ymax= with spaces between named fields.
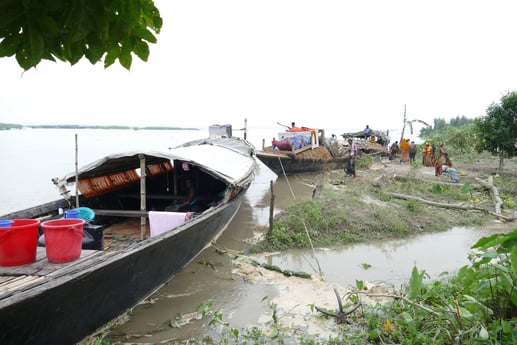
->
xmin=399 ymin=138 xmax=410 ymax=163
xmin=435 ymin=152 xmax=444 ymax=176
xmin=422 ymin=142 xmax=433 ymax=167
xmin=434 ymin=143 xmax=445 ymax=176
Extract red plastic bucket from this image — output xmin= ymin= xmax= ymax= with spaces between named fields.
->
xmin=42 ymin=219 xmax=85 ymax=263
xmin=0 ymin=219 xmax=40 ymax=266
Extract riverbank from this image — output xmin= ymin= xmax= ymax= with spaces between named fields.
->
xmin=224 ymin=154 xmax=517 ymax=342
xmin=251 ymin=155 xmax=516 ymax=254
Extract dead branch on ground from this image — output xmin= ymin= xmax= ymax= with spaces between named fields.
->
xmin=386 ymin=192 xmax=514 ymax=222
xmin=211 ymin=242 xmax=312 ymax=279
xmin=315 ymin=288 xmax=361 ymax=324
xmin=475 ymin=176 xmax=503 ymax=215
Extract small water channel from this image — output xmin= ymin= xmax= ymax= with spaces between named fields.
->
xmin=106 ymin=163 xmax=516 ymax=343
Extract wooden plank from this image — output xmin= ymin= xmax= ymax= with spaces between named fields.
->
xmin=257 ymin=151 xmax=291 ymax=159
xmin=0 ymin=249 xmax=102 ymax=278
xmin=292 ymin=145 xmax=313 ymax=154
xmin=44 ymin=250 xmax=104 ymax=277
xmin=0 ymin=276 xmax=26 ymax=289
xmin=0 ymin=276 xmax=45 ymax=293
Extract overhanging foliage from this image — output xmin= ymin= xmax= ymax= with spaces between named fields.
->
xmin=0 ymin=0 xmax=162 ymax=70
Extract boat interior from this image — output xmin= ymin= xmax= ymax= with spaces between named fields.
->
xmin=0 ymin=156 xmax=240 ymax=303
xmin=0 ymin=157 xmax=231 ymax=260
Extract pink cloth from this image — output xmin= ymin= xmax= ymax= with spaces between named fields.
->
xmin=272 ymin=138 xmax=293 ymax=151
xmin=149 ymin=211 xmax=187 ymax=237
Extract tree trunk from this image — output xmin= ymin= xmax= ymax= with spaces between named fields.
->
xmin=499 ymin=148 xmax=505 ymax=173
xmin=475 ymin=177 xmax=503 ymax=215
xmin=400 ymin=104 xmax=407 ymax=142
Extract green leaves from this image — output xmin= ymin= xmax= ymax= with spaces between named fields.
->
xmin=474 ymin=91 xmax=517 ymax=166
xmin=0 ymin=0 xmax=163 ymax=70
xmin=407 ymin=265 xmax=426 ymax=300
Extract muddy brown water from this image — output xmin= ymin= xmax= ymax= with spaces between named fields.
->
xmin=105 ymin=162 xmax=516 ymax=343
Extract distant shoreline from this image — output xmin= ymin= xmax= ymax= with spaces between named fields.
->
xmin=0 ymin=123 xmax=199 ymax=131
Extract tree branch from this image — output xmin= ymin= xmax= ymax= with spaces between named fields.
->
xmin=474 ymin=176 xmax=503 ymax=215
xmin=386 ymin=192 xmax=514 ymax=222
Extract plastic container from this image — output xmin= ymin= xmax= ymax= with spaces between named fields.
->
xmin=0 ymin=219 xmax=40 ymax=266
xmin=41 ymin=219 xmax=85 ymax=263
xmin=0 ymin=220 xmax=13 ymax=228
xmin=64 ymin=209 xmax=80 ymax=219
xmin=76 ymin=207 xmax=96 ymax=221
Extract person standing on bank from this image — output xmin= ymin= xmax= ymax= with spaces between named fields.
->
xmin=345 ymin=138 xmax=358 ymax=177
xmin=409 ymin=141 xmax=417 ymax=163
xmin=363 ymin=125 xmax=372 ymax=139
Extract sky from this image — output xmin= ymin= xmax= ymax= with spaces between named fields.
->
xmin=1 ymin=0 xmax=517 ymax=133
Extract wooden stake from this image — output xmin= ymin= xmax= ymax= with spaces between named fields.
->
xmin=268 ymin=180 xmax=275 ymax=238
xmin=243 ymin=118 xmax=247 ymax=140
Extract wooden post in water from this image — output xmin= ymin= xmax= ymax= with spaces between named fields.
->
xmin=139 ymin=154 xmax=147 ymax=240
xmin=268 ymin=180 xmax=275 ymax=238
xmin=243 ymin=118 xmax=247 ymax=140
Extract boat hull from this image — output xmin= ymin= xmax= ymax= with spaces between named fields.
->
xmin=256 ymin=151 xmax=347 ymax=175
xmin=0 ymin=196 xmax=243 ymax=345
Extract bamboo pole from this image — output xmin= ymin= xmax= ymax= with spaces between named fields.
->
xmin=400 ymin=104 xmax=407 ymax=143
xmin=139 ymin=154 xmax=147 ymax=240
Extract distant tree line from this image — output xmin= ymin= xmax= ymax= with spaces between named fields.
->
xmin=0 ymin=123 xmax=23 ymax=130
xmin=419 ymin=115 xmax=474 ymax=138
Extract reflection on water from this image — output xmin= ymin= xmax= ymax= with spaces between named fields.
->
xmin=107 ymin=162 xmax=516 ymax=343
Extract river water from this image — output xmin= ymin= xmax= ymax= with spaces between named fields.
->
xmin=0 ymin=128 xmax=514 ymax=343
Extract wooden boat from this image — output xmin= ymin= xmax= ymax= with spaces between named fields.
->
xmin=256 ymin=128 xmax=349 ymax=175
xmin=0 ymin=136 xmax=257 ymax=345
xmin=256 ymin=127 xmax=389 ymax=175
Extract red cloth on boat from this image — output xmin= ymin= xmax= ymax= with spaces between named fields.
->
xmin=272 ymin=138 xmax=293 ymax=151
xmin=286 ymin=126 xmax=312 ymax=132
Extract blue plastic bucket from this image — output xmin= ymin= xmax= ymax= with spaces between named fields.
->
xmin=0 ymin=220 xmax=13 ymax=228
xmin=64 ymin=209 xmax=81 ymax=219
xmin=76 ymin=207 xmax=95 ymax=221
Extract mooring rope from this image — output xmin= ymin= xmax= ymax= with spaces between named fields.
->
xmin=277 ymin=156 xmax=323 ymax=275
